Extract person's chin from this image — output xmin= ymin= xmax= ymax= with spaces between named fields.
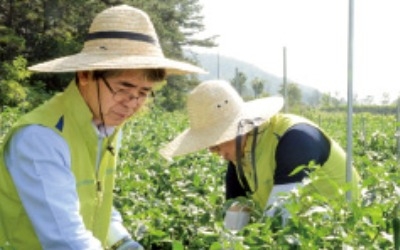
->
xmin=222 ymin=155 xmax=231 ymax=162
xmin=104 ymin=117 xmax=124 ymax=127
xmin=111 ymin=113 xmax=130 ymax=125
xmin=111 ymin=119 xmax=125 ymax=126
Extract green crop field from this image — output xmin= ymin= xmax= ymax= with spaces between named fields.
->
xmin=1 ymin=107 xmax=399 ymax=249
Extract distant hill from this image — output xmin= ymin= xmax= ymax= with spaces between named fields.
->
xmin=185 ymin=50 xmax=321 ymax=105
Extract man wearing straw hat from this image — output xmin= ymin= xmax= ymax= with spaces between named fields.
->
xmin=0 ymin=5 xmax=204 ymax=250
xmin=160 ymin=80 xmax=360 ymax=230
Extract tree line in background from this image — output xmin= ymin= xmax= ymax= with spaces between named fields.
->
xmin=0 ymin=0 xmax=215 ymax=111
xmin=230 ymin=66 xmax=399 ymax=115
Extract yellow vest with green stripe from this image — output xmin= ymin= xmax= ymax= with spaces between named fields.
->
xmin=241 ymin=113 xmax=360 ymax=209
xmin=0 ymin=81 xmax=119 ymax=249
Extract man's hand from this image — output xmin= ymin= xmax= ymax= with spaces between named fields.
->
xmin=223 ymin=201 xmax=251 ymax=231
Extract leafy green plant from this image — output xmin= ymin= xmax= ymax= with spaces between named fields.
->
xmin=1 ymin=107 xmax=399 ymax=249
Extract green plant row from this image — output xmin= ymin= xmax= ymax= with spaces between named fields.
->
xmin=1 ymin=107 xmax=399 ymax=249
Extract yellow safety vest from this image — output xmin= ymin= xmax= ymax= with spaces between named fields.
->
xmin=0 ymin=81 xmax=120 ymax=249
xmin=240 ymin=113 xmax=360 ymax=209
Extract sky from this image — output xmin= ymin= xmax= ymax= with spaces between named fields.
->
xmin=193 ymin=0 xmax=400 ymax=103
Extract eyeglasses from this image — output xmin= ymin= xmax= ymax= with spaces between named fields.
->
xmin=100 ymin=76 xmax=153 ymax=104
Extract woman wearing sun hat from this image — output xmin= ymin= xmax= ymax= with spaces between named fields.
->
xmin=160 ymin=79 xmax=360 ymax=230
xmin=0 ymin=5 xmax=205 ymax=250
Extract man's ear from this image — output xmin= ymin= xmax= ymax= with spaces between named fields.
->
xmin=77 ymin=71 xmax=94 ymax=86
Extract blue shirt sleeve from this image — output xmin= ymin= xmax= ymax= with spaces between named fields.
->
xmin=274 ymin=123 xmax=330 ymax=184
xmin=225 ymin=123 xmax=330 ymax=198
xmin=5 ymin=125 xmax=103 ymax=249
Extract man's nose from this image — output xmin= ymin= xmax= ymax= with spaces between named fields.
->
xmin=124 ymin=96 xmax=141 ymax=108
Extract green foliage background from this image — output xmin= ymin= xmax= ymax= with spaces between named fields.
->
xmin=119 ymin=108 xmax=400 ymax=249
xmin=1 ymin=105 xmax=400 ymax=249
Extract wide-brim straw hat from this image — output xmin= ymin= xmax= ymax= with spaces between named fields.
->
xmin=160 ymin=80 xmax=284 ymax=159
xmin=28 ymin=5 xmax=206 ymax=75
